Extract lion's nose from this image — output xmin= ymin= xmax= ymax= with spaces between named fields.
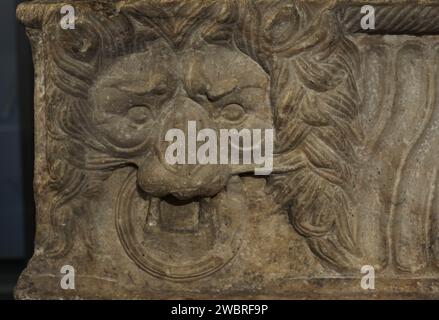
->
xmin=158 ymin=96 xmax=214 ymax=175
xmin=159 ymin=96 xmax=212 ymax=148
xmin=161 ymin=96 xmax=212 ymax=133
xmin=136 ymin=96 xmax=231 ymax=199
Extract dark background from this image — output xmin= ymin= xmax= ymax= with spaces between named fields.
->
xmin=0 ymin=0 xmax=35 ymax=300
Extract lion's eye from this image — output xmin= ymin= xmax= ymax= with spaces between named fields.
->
xmin=127 ymin=105 xmax=153 ymax=124
xmin=221 ymin=104 xmax=246 ymax=123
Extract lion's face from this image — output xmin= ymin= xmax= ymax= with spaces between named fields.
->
xmin=89 ymin=41 xmax=273 ymax=232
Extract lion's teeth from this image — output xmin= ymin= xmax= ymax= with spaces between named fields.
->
xmin=146 ymin=197 xmax=160 ymax=227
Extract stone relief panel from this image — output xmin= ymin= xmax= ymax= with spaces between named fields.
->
xmin=14 ymin=0 xmax=439 ymax=299
xmin=355 ymin=35 xmax=439 ymax=274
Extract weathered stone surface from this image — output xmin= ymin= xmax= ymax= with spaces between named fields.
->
xmin=15 ymin=0 xmax=439 ymax=299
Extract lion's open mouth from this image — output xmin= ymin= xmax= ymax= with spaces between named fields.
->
xmin=158 ymin=195 xmax=204 ymax=233
xmin=161 ymin=194 xmax=201 ymax=216
xmin=147 ymin=195 xmax=216 ymax=233
xmin=144 ymin=177 xmax=242 ymax=234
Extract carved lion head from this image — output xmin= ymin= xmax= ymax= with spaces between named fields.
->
xmin=41 ymin=0 xmax=363 ymax=275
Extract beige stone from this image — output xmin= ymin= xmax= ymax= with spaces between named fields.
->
xmin=15 ymin=0 xmax=439 ymax=299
